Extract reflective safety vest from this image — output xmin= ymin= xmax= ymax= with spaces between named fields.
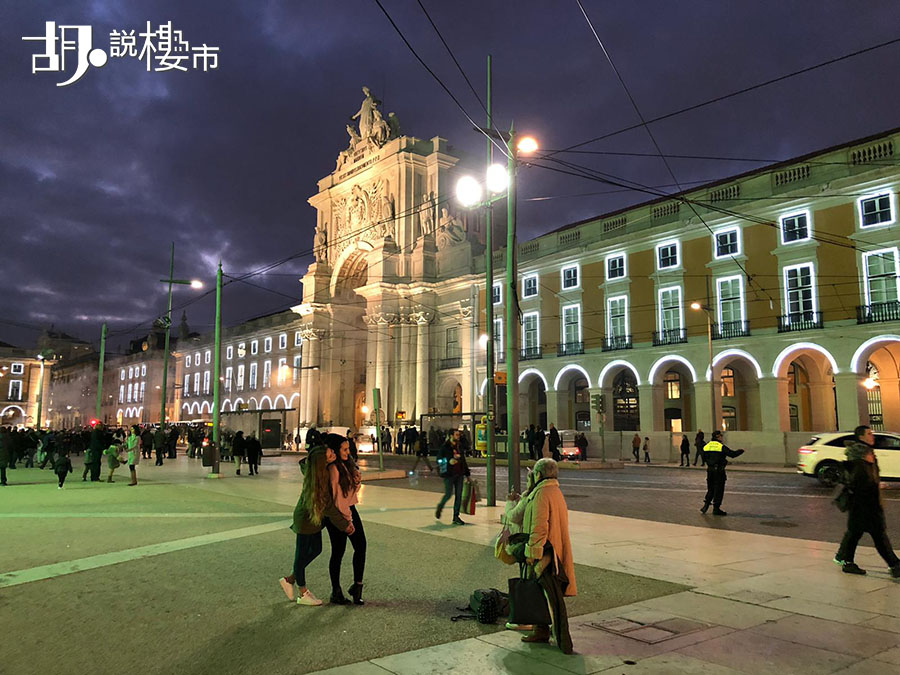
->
xmin=703 ymin=441 xmax=723 ymax=453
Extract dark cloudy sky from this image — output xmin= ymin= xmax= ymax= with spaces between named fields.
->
xmin=3 ymin=1 xmax=899 ymax=350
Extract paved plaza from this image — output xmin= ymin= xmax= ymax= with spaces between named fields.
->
xmin=2 ymin=455 xmax=900 ymax=674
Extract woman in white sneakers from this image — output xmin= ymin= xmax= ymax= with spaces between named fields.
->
xmin=279 ymin=445 xmax=353 ymax=606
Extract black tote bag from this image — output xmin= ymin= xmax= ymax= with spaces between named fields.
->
xmin=507 ymin=564 xmax=551 ymax=626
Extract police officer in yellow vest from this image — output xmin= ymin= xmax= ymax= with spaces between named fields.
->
xmin=701 ymin=430 xmax=744 ymax=515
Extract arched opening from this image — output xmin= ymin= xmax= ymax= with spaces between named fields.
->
xmin=550 ymin=367 xmax=590 ymax=431
xmin=436 ymin=377 xmax=462 ymax=414
xmin=651 ymin=360 xmax=696 ymax=432
xmin=519 ymin=370 xmax=547 ymax=431
xmin=712 ymin=356 xmax=762 ymax=431
xmin=2 ymin=405 xmax=25 ymax=427
xmin=774 ymin=345 xmax=838 ymax=432
xmin=612 ymin=370 xmax=640 ymax=431
xmin=851 ymin=336 xmax=900 ymax=430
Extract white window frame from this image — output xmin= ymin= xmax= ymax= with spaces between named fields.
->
xmin=194 ymin=352 xmax=201 ymax=366
xmin=279 ymin=333 xmax=287 ymax=349
xmin=779 ymin=209 xmax=812 ymax=245
xmin=656 ymin=240 xmax=681 ymax=270
xmin=141 ymin=364 xmax=146 ymax=377
xmin=249 ymin=362 xmax=258 ymax=390
xmin=250 ymin=340 xmax=258 ymax=356
xmin=657 ymin=285 xmax=684 ymax=332
xmin=605 ymin=253 xmax=627 ymax=280
xmin=713 ymin=226 xmax=741 ymax=259
xmin=858 ymin=189 xmax=896 ymax=229
xmin=8 ymin=380 xmax=22 ymax=401
xmin=204 ymin=350 xmax=211 ymax=365
xmin=294 ymin=331 xmax=302 ymax=347
xmin=278 ymin=357 xmax=287 ymax=384
xmin=782 ymin=262 xmax=817 ymax=318
xmin=264 ymin=337 xmax=272 ymax=353
xmin=561 ymin=264 xmax=580 ymax=290
xmin=445 ymin=326 xmax=460 ymax=359
xmin=238 ymin=342 xmax=246 ymax=358
xmin=716 ymin=275 xmax=746 ymax=325
xmin=120 ymin=368 xmax=126 ymax=381
xmin=606 ymin=294 xmax=629 ymax=338
xmin=292 ymin=355 xmax=301 ymax=384
xmin=561 ymin=303 xmax=582 ymax=345
xmin=183 ymin=375 xmax=190 ymax=396
xmin=262 ymin=360 xmax=272 ymax=388
xmin=492 ymin=281 xmax=502 ymax=305
xmin=522 ymin=274 xmax=539 ymax=298
xmin=493 ymin=317 xmax=503 ymax=354
xmin=128 ymin=366 xmax=134 ymax=378
xmin=522 ymin=311 xmax=540 ymax=351
xmin=203 ymin=370 xmax=210 ymax=395
xmin=224 ymin=366 xmax=233 ymax=392
xmin=139 ymin=381 xmax=145 ymax=402
xmin=226 ymin=345 xmax=233 ymax=360
xmin=862 ymin=247 xmax=900 ymax=306
xmin=236 ymin=364 xmax=245 ymax=391
xmin=193 ymin=372 xmax=200 ymax=396
xmin=127 ymin=383 xmax=133 ymax=403
xmin=10 ymin=362 xmax=24 ymax=375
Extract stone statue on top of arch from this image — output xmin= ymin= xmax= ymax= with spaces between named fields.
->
xmin=314 ymin=220 xmax=328 ymax=264
xmin=348 ymin=86 xmax=400 ymax=150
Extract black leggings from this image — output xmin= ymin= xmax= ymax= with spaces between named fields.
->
xmin=324 ymin=505 xmax=367 ymax=592
xmin=291 ymin=531 xmax=323 ymax=588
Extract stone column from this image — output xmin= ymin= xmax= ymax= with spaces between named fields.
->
xmin=545 ymin=389 xmax=561 ymax=431
xmin=638 ymin=384 xmax=663 ymax=432
xmin=398 ymin=317 xmax=413 ymax=419
xmin=375 ymin=321 xmax=390 ymax=420
xmin=759 ymin=377 xmax=790 ymax=432
xmin=301 ymin=330 xmax=321 ymax=427
xmin=364 ymin=315 xmax=377 ymax=415
xmin=414 ymin=312 xmax=432 ymax=422
xmin=834 ymin=372 xmax=866 ymax=431
xmin=809 ymin=381 xmax=837 ymax=431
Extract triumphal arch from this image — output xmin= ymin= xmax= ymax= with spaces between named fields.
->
xmin=293 ymin=87 xmax=485 ymax=431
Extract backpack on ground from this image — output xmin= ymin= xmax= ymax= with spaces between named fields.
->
xmin=451 ymin=588 xmax=509 ymax=624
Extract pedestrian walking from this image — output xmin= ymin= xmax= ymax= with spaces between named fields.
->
xmin=0 ymin=426 xmax=10 ymax=486
xmin=505 ymin=459 xmax=576 ymax=654
xmin=279 ymin=445 xmax=353 ymax=606
xmin=700 ymin=430 xmax=744 ymax=515
xmin=834 ymin=425 xmax=900 ymax=577
xmin=680 ymin=434 xmax=691 ymax=466
xmin=246 ymin=432 xmax=262 ymax=476
xmin=642 ymin=437 xmax=651 ymax=463
xmin=396 ymin=426 xmax=405 ymax=455
xmin=410 ymin=432 xmax=433 ymax=473
xmin=548 ymin=423 xmax=561 ymax=462
xmin=693 ymin=429 xmax=705 ymax=466
xmin=140 ymin=427 xmax=154 ymax=460
xmin=126 ymin=425 xmax=140 ymax=486
xmin=153 ymin=426 xmax=166 ymax=466
xmin=322 ymin=433 xmax=367 ymax=605
xmin=435 ymin=429 xmax=470 ymax=525
xmin=232 ymin=430 xmax=245 ymax=475
xmin=346 ymin=429 xmax=358 ymax=461
xmin=574 ymin=432 xmax=588 ymax=461
xmin=103 ymin=442 xmax=123 ymax=483
xmin=54 ymin=451 xmax=73 ymax=489
xmin=631 ymin=432 xmax=641 ymax=463
xmin=526 ymin=424 xmax=537 ymax=460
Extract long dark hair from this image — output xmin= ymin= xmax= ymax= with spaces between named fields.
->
xmin=335 ymin=453 xmax=361 ymax=498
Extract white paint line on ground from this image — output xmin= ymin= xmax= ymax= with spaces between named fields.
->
xmin=0 ymin=512 xmax=291 ymax=519
xmin=0 ymin=520 xmax=290 ymax=589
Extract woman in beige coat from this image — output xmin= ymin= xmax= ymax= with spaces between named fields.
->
xmin=505 ymin=458 xmax=576 ymax=654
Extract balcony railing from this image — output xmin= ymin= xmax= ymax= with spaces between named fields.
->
xmin=439 ymin=356 xmax=462 ymax=370
xmin=557 ymin=341 xmax=584 ymax=357
xmin=652 ymin=328 xmax=687 ymax=346
xmin=857 ymin=301 xmax=900 ymax=324
xmin=777 ymin=311 xmax=823 ymax=333
xmin=519 ymin=346 xmax=543 ymax=361
xmin=602 ymin=335 xmax=632 ymax=352
xmin=712 ymin=320 xmax=750 ymax=340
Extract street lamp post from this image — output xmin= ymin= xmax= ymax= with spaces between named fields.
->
xmin=211 ymin=261 xmax=223 ymax=477
xmin=157 ymin=242 xmax=203 ymax=427
xmin=95 ymin=322 xmax=107 ymax=419
xmin=691 ymin=302 xmax=717 ymax=433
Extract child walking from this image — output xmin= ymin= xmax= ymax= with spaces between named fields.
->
xmin=54 ymin=451 xmax=73 ymax=489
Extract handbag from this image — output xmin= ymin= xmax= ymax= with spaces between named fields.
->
xmin=832 ymin=483 xmax=852 ymax=512
xmin=507 ymin=563 xmax=551 ymax=626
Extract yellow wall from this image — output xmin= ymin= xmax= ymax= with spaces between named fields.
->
xmin=814 ymin=203 xmax=858 ymax=321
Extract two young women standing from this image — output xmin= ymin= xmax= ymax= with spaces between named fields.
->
xmin=280 ymin=433 xmax=367 ymax=606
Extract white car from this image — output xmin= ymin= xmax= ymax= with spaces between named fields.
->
xmin=797 ymin=431 xmax=900 ymax=485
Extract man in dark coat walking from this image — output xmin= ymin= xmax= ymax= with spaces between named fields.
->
xmin=693 ymin=429 xmax=706 ymax=466
xmin=245 ymin=432 xmax=262 ymax=475
xmin=700 ymin=430 xmax=743 ymax=515
xmin=86 ymin=424 xmax=106 ymax=481
xmin=680 ymin=434 xmax=691 ymax=467
xmin=548 ymin=423 xmax=561 ymax=462
xmin=153 ymin=426 xmax=167 ymax=466
xmin=834 ymin=425 xmax=900 ymax=577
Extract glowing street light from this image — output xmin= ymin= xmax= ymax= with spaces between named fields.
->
xmin=455 ymin=175 xmax=483 ymax=208
xmin=190 ymin=280 xmax=204 ymax=289
xmin=486 ymin=163 xmax=508 ymax=194
xmin=517 ymin=136 xmax=539 ymax=154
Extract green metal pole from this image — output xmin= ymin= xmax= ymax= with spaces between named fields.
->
xmin=95 ymin=323 xmax=107 ymax=419
xmin=159 ymin=242 xmax=175 ymax=427
xmin=485 ymin=54 xmax=496 ymax=506
xmin=506 ymin=122 xmax=521 ymax=495
xmin=373 ymin=387 xmax=383 ymax=471
xmin=211 ymin=261 xmax=223 ymax=475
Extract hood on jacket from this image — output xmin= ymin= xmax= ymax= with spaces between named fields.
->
xmin=845 ymin=439 xmax=874 ymax=462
